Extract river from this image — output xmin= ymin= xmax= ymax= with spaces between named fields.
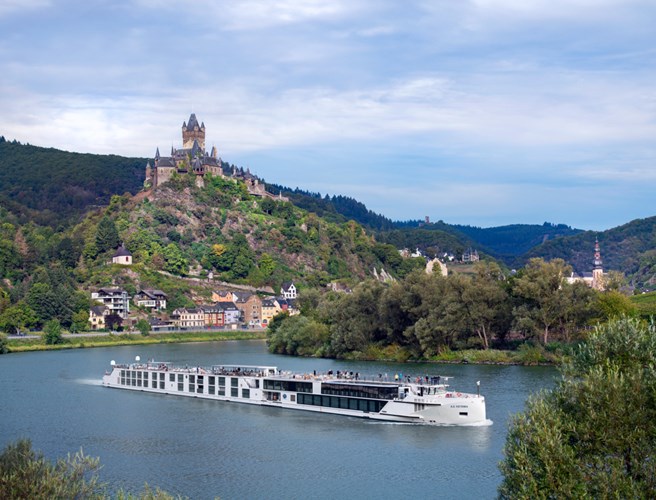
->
xmin=0 ymin=340 xmax=557 ymax=499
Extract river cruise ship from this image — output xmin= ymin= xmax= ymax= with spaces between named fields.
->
xmin=102 ymin=359 xmax=487 ymax=425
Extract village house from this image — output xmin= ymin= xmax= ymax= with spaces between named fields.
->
xmin=212 ymin=290 xmax=236 ymax=302
xmin=215 ymin=302 xmax=241 ymax=325
xmin=200 ymin=304 xmax=224 ymax=328
xmin=112 ymin=244 xmax=133 ymax=265
xmin=171 ymin=307 xmax=204 ymax=330
xmin=88 ymin=305 xmax=109 ymax=330
xmin=280 ymin=281 xmax=297 ymax=299
xmin=233 ymin=292 xmax=262 ymax=326
xmin=91 ymin=287 xmax=130 ymax=319
xmin=261 ymin=298 xmax=282 ymax=326
xmin=133 ymin=289 xmax=167 ymax=311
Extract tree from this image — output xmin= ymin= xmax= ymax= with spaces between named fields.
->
xmin=0 ymin=333 xmax=8 ymax=354
xmin=71 ymin=309 xmax=90 ymax=333
xmin=136 ymin=319 xmax=151 ymax=336
xmin=162 ymin=243 xmax=188 ymax=275
xmin=95 ymin=215 xmax=120 ymax=254
xmin=105 ymin=313 xmax=123 ymax=331
xmin=499 ymin=317 xmax=656 ymax=498
xmin=0 ymin=439 xmax=104 ymax=499
xmin=512 ymin=258 xmax=572 ymax=344
xmin=0 ymin=303 xmax=38 ymax=335
xmin=43 ymin=319 xmax=64 ymax=345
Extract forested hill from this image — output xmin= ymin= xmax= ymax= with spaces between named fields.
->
xmin=451 ymin=222 xmax=582 ymax=259
xmin=517 ymin=216 xmax=656 ymax=287
xmin=266 ymin=183 xmax=396 ymax=231
xmin=0 ymin=137 xmax=146 ymax=226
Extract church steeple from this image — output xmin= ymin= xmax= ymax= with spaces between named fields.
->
xmin=593 ymin=237 xmax=603 ymax=270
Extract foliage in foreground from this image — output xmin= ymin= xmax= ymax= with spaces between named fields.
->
xmin=0 ymin=439 xmax=183 ymax=499
xmin=498 ymin=317 xmax=656 ymax=498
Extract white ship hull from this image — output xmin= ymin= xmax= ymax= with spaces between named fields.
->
xmin=102 ymin=361 xmax=487 ymax=426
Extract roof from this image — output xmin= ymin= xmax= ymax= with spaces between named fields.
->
xmin=90 ymin=306 xmax=108 ymax=315
xmin=138 ymin=289 xmax=167 ymax=298
xmin=96 ymin=287 xmax=126 ymax=295
xmin=233 ymin=291 xmax=253 ymax=303
xmin=281 ymin=281 xmax=295 ymax=291
xmin=187 ymin=113 xmax=200 ymax=129
xmin=215 ymin=302 xmax=239 ymax=311
xmin=113 ymin=245 xmax=132 ymax=258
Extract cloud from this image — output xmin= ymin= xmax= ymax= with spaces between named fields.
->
xmin=0 ymin=0 xmax=50 ymax=18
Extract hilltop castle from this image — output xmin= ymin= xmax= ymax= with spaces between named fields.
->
xmin=145 ymin=113 xmax=222 ymax=189
xmin=145 ymin=114 xmax=288 ymax=201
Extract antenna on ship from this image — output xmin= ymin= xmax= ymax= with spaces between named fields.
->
xmin=477 ymin=380 xmax=480 ymax=397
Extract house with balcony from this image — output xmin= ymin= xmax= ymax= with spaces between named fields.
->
xmin=233 ymin=292 xmax=262 ymax=326
xmin=134 ymin=289 xmax=168 ymax=311
xmin=200 ymin=304 xmax=224 ymax=327
xmin=91 ymin=287 xmax=130 ymax=319
xmin=215 ymin=302 xmax=241 ymax=325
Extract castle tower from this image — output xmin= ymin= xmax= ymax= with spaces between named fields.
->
xmin=592 ymin=237 xmax=604 ymax=290
xmin=182 ymin=113 xmax=206 ymax=151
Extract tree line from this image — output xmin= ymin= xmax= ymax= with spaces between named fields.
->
xmin=268 ymin=258 xmax=637 ymax=359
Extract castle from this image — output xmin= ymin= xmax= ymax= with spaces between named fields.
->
xmin=145 ymin=114 xmax=288 ymax=201
xmin=145 ymin=113 xmax=222 ymax=189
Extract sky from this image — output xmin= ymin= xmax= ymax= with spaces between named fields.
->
xmin=1 ymin=1 xmax=655 ymax=230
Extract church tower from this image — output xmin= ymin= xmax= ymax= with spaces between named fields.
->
xmin=592 ymin=237 xmax=604 ymax=290
xmin=182 ymin=113 xmax=206 ymax=151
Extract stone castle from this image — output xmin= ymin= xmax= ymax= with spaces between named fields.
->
xmin=145 ymin=113 xmax=222 ymax=189
xmin=145 ymin=114 xmax=287 ymax=201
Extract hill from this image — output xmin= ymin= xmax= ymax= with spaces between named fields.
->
xmin=0 ymin=137 xmax=146 ymax=226
xmin=518 ymin=216 xmax=656 ymax=289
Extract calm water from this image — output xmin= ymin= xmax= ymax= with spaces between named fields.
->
xmin=0 ymin=341 xmax=556 ymax=499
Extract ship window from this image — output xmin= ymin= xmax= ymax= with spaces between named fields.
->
xmin=152 ymin=379 xmax=157 ymax=389
xmin=218 ymin=377 xmax=225 ymax=385
xmin=160 ymin=373 xmax=166 ymax=381
xmin=178 ymin=381 xmax=184 ymax=391
xmin=255 ymin=380 xmax=260 ymax=388
xmin=290 ymin=394 xmax=296 ymax=402
xmin=178 ymin=374 xmax=183 ymax=382
xmin=349 ymin=399 xmax=358 ymax=410
xmin=209 ymin=376 xmax=215 ymax=385
xmin=169 ymin=374 xmax=175 ymax=382
xmin=242 ymin=389 xmax=250 ymax=399
xmin=218 ymin=388 xmax=225 ymax=396
xmin=143 ymin=372 xmax=148 ymax=383
xmin=190 ymin=375 xmax=195 ymax=383
xmin=231 ymin=378 xmax=238 ymax=387
xmin=358 ymin=400 xmax=368 ymax=412
xmin=231 ymin=387 xmax=238 ymax=397
xmin=340 ymin=398 xmax=349 ymax=409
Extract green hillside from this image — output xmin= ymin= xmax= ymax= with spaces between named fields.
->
xmin=518 ymin=216 xmax=656 ymax=289
xmin=0 ymin=137 xmax=146 ymax=226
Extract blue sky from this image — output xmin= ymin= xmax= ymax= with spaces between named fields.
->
xmin=1 ymin=1 xmax=654 ymax=230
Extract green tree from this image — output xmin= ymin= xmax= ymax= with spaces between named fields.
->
xmin=43 ymin=319 xmax=64 ymax=344
xmin=70 ymin=309 xmax=90 ymax=333
xmin=596 ymin=290 xmax=637 ymax=320
xmin=162 ymin=243 xmax=188 ymax=275
xmin=136 ymin=319 xmax=151 ymax=336
xmin=512 ymin=258 xmax=572 ymax=344
xmin=0 ymin=333 xmax=8 ymax=354
xmin=0 ymin=303 xmax=38 ymax=335
xmin=95 ymin=215 xmax=119 ymax=254
xmin=499 ymin=317 xmax=656 ymax=498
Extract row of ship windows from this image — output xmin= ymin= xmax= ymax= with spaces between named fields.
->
xmin=118 ymin=371 xmax=254 ymax=398
xmin=297 ymin=393 xmax=386 ymax=413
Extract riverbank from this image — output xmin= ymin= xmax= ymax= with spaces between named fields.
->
xmin=4 ymin=330 xmax=268 ymax=353
xmin=338 ymin=342 xmax=566 ymax=366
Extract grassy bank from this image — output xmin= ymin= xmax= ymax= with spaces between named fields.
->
xmin=342 ymin=342 xmax=568 ymax=365
xmin=6 ymin=330 xmax=267 ymax=353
